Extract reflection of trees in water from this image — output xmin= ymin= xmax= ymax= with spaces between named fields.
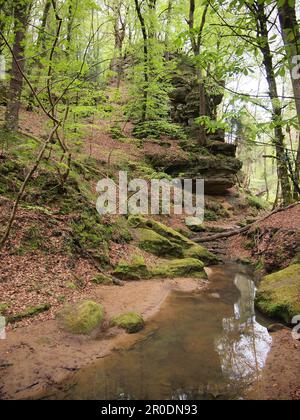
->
xmin=216 ymin=274 xmax=272 ymax=384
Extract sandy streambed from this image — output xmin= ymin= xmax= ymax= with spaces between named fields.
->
xmin=0 ymin=277 xmax=204 ymax=400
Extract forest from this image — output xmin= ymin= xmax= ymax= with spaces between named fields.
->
xmin=0 ymin=0 xmax=300 ymax=402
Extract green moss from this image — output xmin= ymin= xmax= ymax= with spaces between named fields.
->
xmin=129 ymin=215 xmax=191 ymax=247
xmin=57 ymin=300 xmax=104 ymax=334
xmin=132 ymin=121 xmax=186 ymax=141
xmin=184 ymin=245 xmax=219 ymax=265
xmin=0 ymin=303 xmax=9 ymax=315
xmin=291 ymin=253 xmax=300 ymax=265
xmin=66 ymin=282 xmax=77 ymax=290
xmin=187 ymin=223 xmax=206 ymax=233
xmin=247 ymin=195 xmax=268 ymax=210
xmin=7 ymin=303 xmax=51 ymax=324
xmin=244 ymin=241 xmax=255 ymax=250
xmin=135 ymin=228 xmax=184 ymax=258
xmin=113 ymin=255 xmax=151 ymax=281
xmin=255 ymin=264 xmax=300 ymax=323
xmin=152 ymin=258 xmax=206 ymax=278
xmin=71 ymin=212 xmax=110 ymax=265
xmin=112 ymin=312 xmax=145 ymax=333
xmin=205 ymin=209 xmax=219 ymax=221
xmin=92 ymin=273 xmax=113 ymax=285
xmin=129 ymin=215 xmax=217 ymax=264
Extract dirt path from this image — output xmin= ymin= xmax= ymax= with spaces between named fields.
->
xmin=0 ymin=277 xmax=204 ymax=400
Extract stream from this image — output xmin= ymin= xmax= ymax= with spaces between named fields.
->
xmin=41 ymin=264 xmax=272 ymax=400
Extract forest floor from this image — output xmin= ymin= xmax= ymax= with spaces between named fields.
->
xmin=0 ymin=106 xmax=300 ymax=400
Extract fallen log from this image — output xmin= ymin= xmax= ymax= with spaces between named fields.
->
xmin=192 ymin=202 xmax=300 ymax=243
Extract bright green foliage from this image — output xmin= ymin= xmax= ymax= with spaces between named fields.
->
xmin=247 ymin=195 xmax=269 ymax=210
xmin=132 ymin=121 xmax=187 ymax=140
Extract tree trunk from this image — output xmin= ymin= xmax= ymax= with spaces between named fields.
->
xmin=277 ymin=0 xmax=300 ymax=197
xmin=27 ymin=0 xmax=51 ymax=111
xmin=278 ymin=0 xmax=300 ymax=125
xmin=110 ymin=2 xmax=126 ymax=88
xmin=5 ymin=0 xmax=31 ymax=131
xmin=188 ymin=1 xmax=208 ymax=146
xmin=255 ymin=2 xmax=292 ymax=205
xmin=134 ymin=0 xmax=149 ymax=122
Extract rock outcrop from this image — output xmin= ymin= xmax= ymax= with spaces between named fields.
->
xmin=146 ymin=147 xmax=242 ymax=195
xmin=161 ymin=54 xmax=243 ymax=195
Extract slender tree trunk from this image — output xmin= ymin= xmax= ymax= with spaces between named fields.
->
xmin=277 ymin=0 xmax=300 ymax=197
xmin=134 ymin=0 xmax=149 ymax=122
xmin=5 ymin=0 xmax=31 ymax=131
xmin=27 ymin=0 xmax=51 ymax=111
xmin=188 ymin=1 xmax=208 ymax=146
xmin=278 ymin=0 xmax=300 ymax=125
xmin=110 ymin=2 xmax=126 ymax=88
xmin=165 ymin=0 xmax=172 ymax=61
xmin=254 ymin=2 xmax=292 ymax=205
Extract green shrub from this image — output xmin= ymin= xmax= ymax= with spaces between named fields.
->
xmin=247 ymin=195 xmax=268 ymax=210
xmin=132 ymin=121 xmax=187 ymax=141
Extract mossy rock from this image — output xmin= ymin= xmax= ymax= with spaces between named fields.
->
xmin=129 ymin=215 xmax=191 ymax=248
xmin=184 ymin=245 xmax=219 ymax=265
xmin=111 ymin=312 xmax=145 ymax=333
xmin=112 ymin=256 xmax=151 ymax=281
xmin=92 ymin=273 xmax=113 ymax=285
xmin=135 ymin=228 xmax=184 ymax=258
xmin=255 ymin=264 xmax=300 ymax=323
xmin=130 ymin=216 xmax=217 ymax=264
xmin=152 ymin=258 xmax=206 ymax=278
xmin=57 ymin=300 xmax=104 ymax=335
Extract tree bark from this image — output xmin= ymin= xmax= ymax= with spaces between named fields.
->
xmin=134 ymin=0 xmax=149 ymax=122
xmin=188 ymin=1 xmax=208 ymax=146
xmin=277 ymin=0 xmax=300 ymax=197
xmin=278 ymin=0 xmax=300 ymax=125
xmin=253 ymin=2 xmax=292 ymax=205
xmin=5 ymin=0 xmax=31 ymax=131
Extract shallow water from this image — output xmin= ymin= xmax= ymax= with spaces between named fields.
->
xmin=42 ymin=264 xmax=272 ymax=400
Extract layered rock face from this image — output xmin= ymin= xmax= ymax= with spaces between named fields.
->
xmin=164 ymin=55 xmax=242 ymax=195
xmin=146 ymin=147 xmax=242 ymax=195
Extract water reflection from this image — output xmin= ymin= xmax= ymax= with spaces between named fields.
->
xmin=37 ymin=265 xmax=272 ymax=401
xmin=216 ymin=273 xmax=272 ymax=383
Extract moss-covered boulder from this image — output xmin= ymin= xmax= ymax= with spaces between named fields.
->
xmin=91 ymin=273 xmax=113 ymax=285
xmin=152 ymin=258 xmax=206 ymax=278
xmin=57 ymin=300 xmax=104 ymax=334
xmin=255 ymin=264 xmax=300 ymax=323
xmin=112 ymin=256 xmax=151 ymax=281
xmin=129 ymin=215 xmax=217 ymax=264
xmin=111 ymin=312 xmax=145 ymax=333
xmin=135 ymin=228 xmax=184 ymax=258
xmin=184 ymin=245 xmax=219 ymax=265
xmin=129 ymin=215 xmax=191 ymax=244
